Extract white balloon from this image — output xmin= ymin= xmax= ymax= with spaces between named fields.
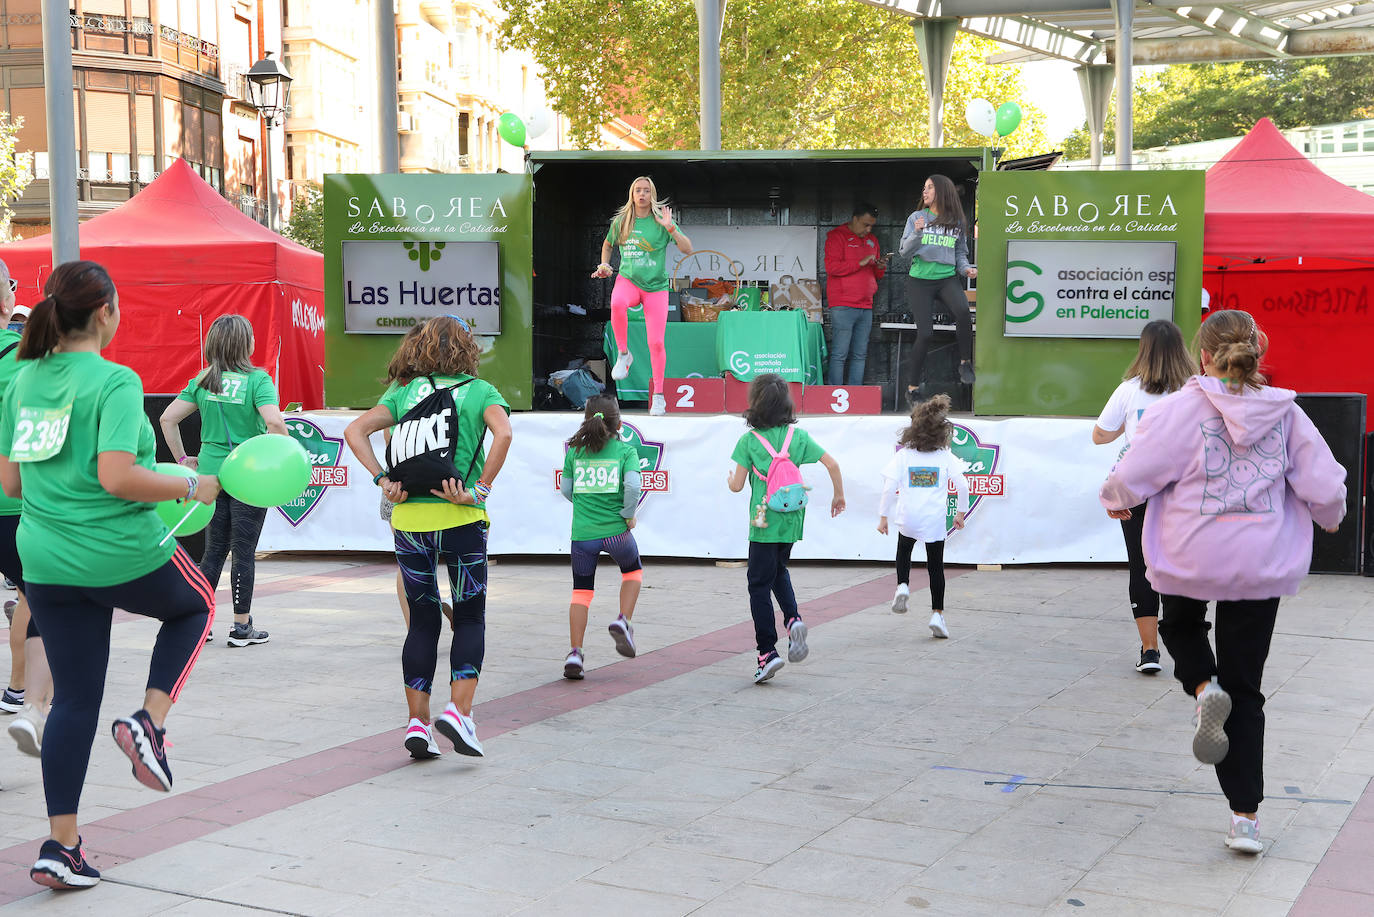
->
xmin=525 ymin=108 xmax=554 ymax=141
xmin=965 ymin=98 xmax=997 ymax=137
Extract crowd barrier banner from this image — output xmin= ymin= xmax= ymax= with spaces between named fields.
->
xmin=259 ymin=412 xmax=1126 ymax=564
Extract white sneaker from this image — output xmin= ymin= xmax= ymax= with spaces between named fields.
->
xmin=1192 ymin=678 xmax=1233 ymax=764
xmin=435 ymin=702 xmax=484 ymax=757
xmin=787 ymin=618 xmax=809 ymax=663
xmin=563 ymin=648 xmax=585 ymax=680
xmin=8 ymin=704 xmax=43 ymax=757
xmin=608 ymin=617 xmax=636 ymax=657
xmin=929 ymin=612 xmax=949 ymax=638
xmin=649 ymin=394 xmax=666 ymax=416
xmin=891 ymin=583 xmax=910 ymax=614
xmin=1226 ymin=814 xmax=1263 ymax=854
xmin=611 ymin=351 xmax=634 ymax=380
xmin=403 ymin=717 xmax=441 ymax=759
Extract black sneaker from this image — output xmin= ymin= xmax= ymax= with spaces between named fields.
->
xmin=958 ymin=361 xmax=976 ymax=385
xmin=227 ymin=618 xmax=269 ymax=647
xmin=1136 ymin=648 xmax=1162 ymax=674
xmin=30 ymin=838 xmax=100 ymax=889
xmin=753 ymin=650 xmax=784 ymax=684
xmin=111 ymin=709 xmax=173 ymax=791
xmin=0 ymin=686 xmax=24 ymax=713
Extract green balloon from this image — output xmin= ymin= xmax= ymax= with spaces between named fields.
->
xmin=497 ymin=112 xmax=526 ymax=147
xmin=152 ymin=462 xmax=215 ymax=536
xmin=995 ymin=102 xmax=1023 ymax=138
xmin=218 ymin=435 xmax=312 ymax=508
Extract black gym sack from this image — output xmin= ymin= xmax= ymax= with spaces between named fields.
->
xmin=384 ymin=376 xmax=484 ymax=496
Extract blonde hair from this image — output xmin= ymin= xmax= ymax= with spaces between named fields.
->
xmin=611 ymin=176 xmax=667 ymax=245
xmin=198 ymin=314 xmax=256 ymax=393
xmin=1125 ymin=319 xmax=1194 ymax=395
xmin=1196 ymin=309 xmax=1268 ymax=392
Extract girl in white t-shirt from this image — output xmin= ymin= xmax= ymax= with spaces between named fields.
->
xmin=878 ymin=394 xmax=970 ymax=638
xmin=1092 ymin=319 xmax=1194 ymax=674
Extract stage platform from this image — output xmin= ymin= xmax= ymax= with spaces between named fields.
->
xmin=259 ymin=410 xmax=1125 ymax=565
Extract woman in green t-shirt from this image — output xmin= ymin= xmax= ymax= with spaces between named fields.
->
xmin=897 ymin=174 xmax=979 ymax=404
xmin=591 ymin=176 xmax=693 ymax=416
xmin=344 ymin=316 xmax=512 ymax=761
xmin=160 ymin=315 xmax=288 ymax=648
xmin=0 ymin=261 xmax=219 ymax=891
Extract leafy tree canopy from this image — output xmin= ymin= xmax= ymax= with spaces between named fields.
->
xmin=497 ymin=0 xmax=1050 ymax=156
xmin=0 ymin=113 xmax=33 ymax=242
xmin=283 ymin=184 xmax=324 ymax=252
xmin=1062 ymin=57 xmax=1374 ymax=160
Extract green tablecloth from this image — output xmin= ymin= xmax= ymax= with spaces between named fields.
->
xmin=716 ymin=310 xmax=824 ymax=384
xmin=603 ymin=313 xmax=825 ymax=399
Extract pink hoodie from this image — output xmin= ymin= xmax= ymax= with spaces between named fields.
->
xmin=1100 ymin=375 xmax=1347 ymax=601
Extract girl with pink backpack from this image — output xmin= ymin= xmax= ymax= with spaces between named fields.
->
xmin=727 ymin=374 xmax=846 ymax=684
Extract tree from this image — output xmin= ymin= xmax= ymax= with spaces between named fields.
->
xmin=0 ymin=113 xmax=33 ymax=242
xmin=283 ymin=183 xmax=324 ymax=252
xmin=497 ymin=0 xmax=1050 ymax=156
xmin=1062 ymin=57 xmax=1374 ymax=159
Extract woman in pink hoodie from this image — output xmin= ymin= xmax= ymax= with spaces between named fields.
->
xmin=1100 ymin=309 xmax=1346 ymax=856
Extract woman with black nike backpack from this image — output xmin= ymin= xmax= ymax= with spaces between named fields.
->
xmin=344 ymin=316 xmax=512 ymax=760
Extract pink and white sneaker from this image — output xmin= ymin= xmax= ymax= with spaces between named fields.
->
xmin=435 ymin=703 xmax=483 ymax=757
xmin=404 ymin=718 xmax=440 ymax=759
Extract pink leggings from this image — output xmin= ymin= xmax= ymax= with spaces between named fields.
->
xmin=610 ymin=276 xmax=668 ymax=397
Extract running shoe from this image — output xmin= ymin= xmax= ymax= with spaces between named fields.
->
xmin=1226 ymin=815 xmax=1263 ymax=854
xmin=929 ymin=612 xmax=949 ymax=639
xmin=1192 ymin=678 xmax=1233 ymax=765
xmin=1136 ymin=648 xmax=1162 ymax=674
xmin=3 ymin=599 xmax=14 ymax=624
xmin=435 ymin=702 xmax=483 ymax=757
xmin=227 ymin=618 xmax=269 ymax=647
xmin=111 ymin=709 xmax=173 ymax=791
xmin=753 ymin=650 xmax=784 ymax=684
xmin=30 ymin=838 xmax=100 ymax=889
xmin=786 ymin=618 xmax=809 ymax=663
xmin=649 ymin=394 xmax=666 ymax=416
xmin=958 ymin=361 xmax=976 ymax=385
xmin=611 ymin=350 xmax=634 ymax=381
xmin=3 ymin=576 xmax=14 ymax=590
xmin=0 ymin=686 xmax=24 ymax=713
xmin=404 ymin=718 xmax=441 ymax=759
xmin=8 ymin=703 xmax=44 ymax=757
xmin=608 ymin=616 xmax=636 ymax=658
xmin=564 ymin=648 xmax=585 ymax=680
xmin=891 ymin=583 xmax=910 ymax=614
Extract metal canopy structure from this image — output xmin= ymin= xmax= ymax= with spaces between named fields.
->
xmin=853 ymin=0 xmax=1374 ymax=168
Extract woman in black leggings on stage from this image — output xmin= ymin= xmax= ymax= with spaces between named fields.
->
xmin=898 ymin=174 xmax=977 ymax=403
xmin=0 ymin=262 xmax=218 ymax=890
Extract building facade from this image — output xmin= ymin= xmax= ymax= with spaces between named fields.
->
xmin=0 ymin=0 xmax=286 ymax=237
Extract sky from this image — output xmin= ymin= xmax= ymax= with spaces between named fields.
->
xmin=1019 ymin=60 xmax=1088 ymax=143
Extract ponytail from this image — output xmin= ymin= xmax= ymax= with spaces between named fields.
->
xmin=567 ymin=394 xmax=621 ymax=453
xmin=17 ymin=260 xmax=117 ymax=360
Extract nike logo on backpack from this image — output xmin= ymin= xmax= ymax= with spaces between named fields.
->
xmin=391 ymin=409 xmax=452 ymax=463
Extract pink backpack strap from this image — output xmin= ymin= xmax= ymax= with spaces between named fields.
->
xmin=778 ymin=425 xmax=794 ymax=459
xmin=751 ymin=429 xmax=778 ymax=481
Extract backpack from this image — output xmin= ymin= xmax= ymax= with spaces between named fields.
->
xmin=385 ymin=376 xmax=484 ymax=496
xmin=751 ymin=427 xmax=811 ymax=522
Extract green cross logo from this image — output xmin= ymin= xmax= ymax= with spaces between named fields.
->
xmin=947 ymin=423 xmax=1003 ymax=533
xmin=277 ymin=419 xmax=345 ymax=526
xmin=403 ymin=241 xmax=446 ymax=271
xmin=1005 ymin=259 xmax=1045 ymax=323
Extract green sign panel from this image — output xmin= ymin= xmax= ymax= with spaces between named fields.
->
xmin=975 ymin=171 xmax=1204 ymax=416
xmin=323 ymin=174 xmax=533 ymax=409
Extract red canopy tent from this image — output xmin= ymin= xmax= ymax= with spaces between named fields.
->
xmin=1204 ymin=117 xmax=1374 ymax=429
xmin=0 ymin=159 xmax=324 ymax=408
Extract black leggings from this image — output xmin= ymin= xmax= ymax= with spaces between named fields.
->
xmin=896 ymin=535 xmax=946 ymax=609
xmin=904 ymin=274 xmax=972 ymax=391
xmin=395 ymin=522 xmax=489 ymax=694
xmin=199 ymin=493 xmax=268 ymax=618
xmin=26 ymin=547 xmax=213 ymax=816
xmin=1119 ymin=502 xmax=1159 ymax=619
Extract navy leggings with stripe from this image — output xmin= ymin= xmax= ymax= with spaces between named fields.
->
xmin=395 ymin=522 xmax=488 ymax=693
xmin=26 ymin=547 xmax=213 ymax=816
xmin=198 ymin=493 xmax=269 ymax=618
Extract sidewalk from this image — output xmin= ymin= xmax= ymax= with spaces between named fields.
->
xmin=0 ymin=555 xmax=1369 ymax=915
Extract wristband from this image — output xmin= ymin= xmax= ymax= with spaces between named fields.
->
xmin=185 ymin=475 xmax=198 ymax=501
xmin=373 ymin=470 xmax=387 ymax=485
xmin=472 ymin=481 xmax=492 ymax=503
xmin=177 ymin=456 xmax=194 ymax=466
xmin=665 ymin=224 xmax=677 ymax=235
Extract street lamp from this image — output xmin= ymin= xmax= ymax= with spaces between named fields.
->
xmin=245 ymin=51 xmax=293 ymax=230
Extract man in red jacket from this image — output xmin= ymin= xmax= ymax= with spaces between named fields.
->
xmin=823 ymin=202 xmax=887 ymax=385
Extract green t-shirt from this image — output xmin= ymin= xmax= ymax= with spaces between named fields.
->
xmin=0 ymin=329 xmax=24 ymax=516
xmin=730 ymin=425 xmax=826 ymax=544
xmin=563 ymin=439 xmax=638 ymax=541
xmin=176 ymin=368 xmax=278 ymax=475
xmin=378 ymin=374 xmax=510 ymax=532
xmin=0 ymin=352 xmax=173 ymax=586
xmin=607 ymin=215 xmax=673 ymax=293
xmin=909 ymin=258 xmax=957 ymax=280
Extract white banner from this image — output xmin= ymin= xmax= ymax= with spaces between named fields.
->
xmin=342 ymin=239 xmax=501 ymax=334
xmin=671 ymin=226 xmax=817 ymax=287
xmin=1004 ymin=239 xmax=1177 ymax=339
xmin=258 ymin=412 xmax=1127 ymax=564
